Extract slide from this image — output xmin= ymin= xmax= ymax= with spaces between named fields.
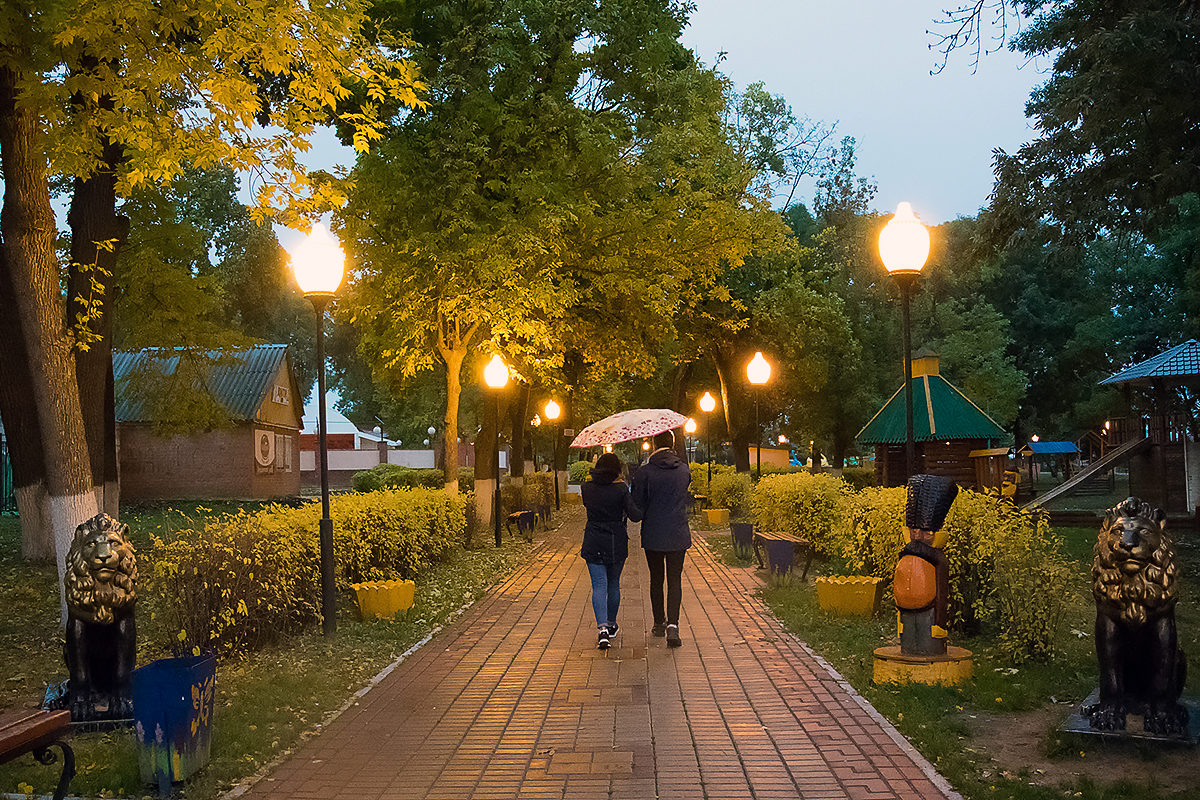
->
xmin=1021 ymin=437 xmax=1149 ymax=511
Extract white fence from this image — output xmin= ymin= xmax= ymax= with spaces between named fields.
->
xmin=300 ymin=448 xmax=506 ymax=474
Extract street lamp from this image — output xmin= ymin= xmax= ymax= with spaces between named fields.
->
xmin=699 ymin=391 xmax=717 ymax=490
xmin=878 ymin=201 xmax=930 ymax=482
xmin=543 ymin=399 xmax=561 ymax=510
xmin=684 ymin=417 xmax=697 ymax=463
xmin=289 ymin=222 xmax=344 ymax=638
xmin=483 ymin=354 xmax=509 ymax=547
xmin=746 ymin=351 xmax=772 ymax=480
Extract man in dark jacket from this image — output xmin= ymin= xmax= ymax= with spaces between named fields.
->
xmin=631 ymin=429 xmax=692 ymax=647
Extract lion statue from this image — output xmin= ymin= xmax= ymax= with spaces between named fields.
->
xmin=63 ymin=513 xmax=137 ymax=721
xmin=1085 ymin=497 xmax=1187 ymax=735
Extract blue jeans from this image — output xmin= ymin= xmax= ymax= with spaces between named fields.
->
xmin=586 ymin=560 xmax=624 ymax=628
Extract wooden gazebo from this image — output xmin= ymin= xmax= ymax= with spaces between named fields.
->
xmin=857 ymin=351 xmax=1009 ymax=488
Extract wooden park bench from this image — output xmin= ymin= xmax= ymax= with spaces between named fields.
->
xmin=505 ymin=510 xmax=538 ymax=541
xmin=0 ymin=709 xmax=74 ymax=800
xmin=752 ymin=529 xmax=815 ymax=582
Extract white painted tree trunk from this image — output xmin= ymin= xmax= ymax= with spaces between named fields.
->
xmin=475 ymin=477 xmax=496 ymax=528
xmin=49 ymin=491 xmax=98 ymax=625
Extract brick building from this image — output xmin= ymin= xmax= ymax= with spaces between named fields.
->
xmin=113 ymin=345 xmax=302 ymax=500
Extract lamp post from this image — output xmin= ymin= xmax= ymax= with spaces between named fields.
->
xmin=289 ymin=222 xmax=344 ymax=638
xmin=746 ymin=351 xmax=772 ymax=481
xmin=530 ymin=413 xmax=541 ymax=473
xmin=699 ymin=391 xmax=717 ymax=489
xmin=483 ymin=354 xmax=509 ymax=547
xmin=543 ymin=399 xmax=561 ymax=510
xmin=684 ymin=417 xmax=697 ymax=463
xmin=878 ymin=202 xmax=930 ymax=482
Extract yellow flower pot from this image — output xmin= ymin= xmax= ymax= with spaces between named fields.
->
xmin=704 ymin=508 xmax=730 ymax=526
xmin=815 ymin=576 xmax=882 ymax=616
xmin=351 ymin=579 xmax=416 ymax=620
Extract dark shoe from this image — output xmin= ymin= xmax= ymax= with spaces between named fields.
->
xmin=666 ymin=624 xmax=682 ymax=648
xmin=597 ymin=629 xmax=610 ymax=650
xmin=607 ymin=623 xmax=619 ymax=638
xmin=651 ymin=623 xmax=667 ymax=638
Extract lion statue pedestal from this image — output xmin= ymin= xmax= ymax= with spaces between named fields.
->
xmin=1067 ymin=497 xmax=1194 ymax=741
xmin=62 ymin=513 xmax=138 ymax=722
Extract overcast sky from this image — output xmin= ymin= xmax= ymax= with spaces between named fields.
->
xmin=680 ymin=0 xmax=1046 ymax=225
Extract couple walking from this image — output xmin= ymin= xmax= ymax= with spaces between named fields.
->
xmin=580 ymin=430 xmax=691 ymax=650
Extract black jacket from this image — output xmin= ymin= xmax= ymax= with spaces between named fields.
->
xmin=631 ymin=448 xmax=692 ymax=552
xmin=581 ymin=467 xmax=643 ymax=564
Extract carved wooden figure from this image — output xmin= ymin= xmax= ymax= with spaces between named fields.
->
xmin=893 ymin=475 xmax=958 ymax=656
xmin=63 ymin=513 xmax=138 ymax=721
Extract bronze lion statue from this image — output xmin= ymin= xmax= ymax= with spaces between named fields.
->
xmin=1085 ymin=497 xmax=1187 ymax=735
xmin=63 ymin=513 xmax=137 ymax=721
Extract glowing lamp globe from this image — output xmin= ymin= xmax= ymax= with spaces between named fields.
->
xmin=483 ymin=354 xmax=509 ymax=388
xmin=530 ymin=415 xmax=541 ymax=428
xmin=544 ymin=400 xmax=561 ymax=421
xmin=290 ymin=223 xmax=345 ymax=297
xmin=699 ymin=391 xmax=716 ymax=413
xmin=878 ymin=202 xmax=930 ymax=276
xmin=746 ymin=352 xmax=771 ymax=386
xmin=684 ymin=418 xmax=697 ymax=434
xmin=642 ymin=441 xmax=651 ymax=451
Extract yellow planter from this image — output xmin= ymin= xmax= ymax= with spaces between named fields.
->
xmin=704 ymin=508 xmax=730 ymax=526
xmin=350 ymin=579 xmax=416 ymax=620
xmin=815 ymin=576 xmax=882 ymax=616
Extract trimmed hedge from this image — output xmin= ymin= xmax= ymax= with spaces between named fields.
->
xmin=709 ymin=471 xmax=752 ymax=516
xmin=751 ymin=472 xmax=848 ymax=556
xmin=568 ymin=460 xmax=593 ymax=485
xmin=149 ymin=489 xmax=466 ymax=656
xmin=352 ymin=464 xmax=444 ymax=492
xmin=500 ymin=473 xmax=555 ymax=516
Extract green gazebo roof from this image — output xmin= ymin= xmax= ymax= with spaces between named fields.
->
xmin=856 ymin=370 xmax=1007 ymax=446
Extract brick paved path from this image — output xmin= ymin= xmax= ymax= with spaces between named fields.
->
xmin=238 ymin=508 xmax=959 ymax=800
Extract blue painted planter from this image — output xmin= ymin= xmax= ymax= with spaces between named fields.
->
xmin=132 ymin=655 xmax=216 ymax=792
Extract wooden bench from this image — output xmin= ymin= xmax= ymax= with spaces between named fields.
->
xmin=505 ymin=510 xmax=537 ymax=541
xmin=752 ymin=530 xmax=814 ymax=582
xmin=689 ymin=494 xmax=708 ymax=515
xmin=0 ymin=710 xmax=74 ymax=800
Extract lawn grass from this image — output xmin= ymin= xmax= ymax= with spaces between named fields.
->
xmin=0 ymin=504 xmax=539 ymax=799
xmin=707 ymin=523 xmax=1200 ymax=800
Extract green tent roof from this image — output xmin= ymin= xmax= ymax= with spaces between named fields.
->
xmin=856 ymin=373 xmax=1007 ymax=445
xmin=113 ymin=345 xmax=292 ymax=423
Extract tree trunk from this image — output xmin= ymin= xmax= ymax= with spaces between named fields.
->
xmin=439 ymin=346 xmax=465 ymax=495
xmin=668 ymin=362 xmax=692 ymax=460
xmin=508 ymin=382 xmax=529 ymax=484
xmin=0 ymin=65 xmax=101 ymax=622
xmin=712 ymin=348 xmax=750 ymax=472
xmin=0 ymin=242 xmax=51 ymax=558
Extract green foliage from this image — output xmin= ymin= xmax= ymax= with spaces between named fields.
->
xmin=708 ymin=471 xmax=752 ymax=516
xmin=837 ymin=486 xmax=1070 ymax=661
xmin=839 ymin=466 xmax=875 ymax=491
xmin=568 ymin=460 xmax=593 ymax=485
xmin=499 ymin=474 xmax=554 ymax=516
xmin=352 ymin=464 xmax=444 ymax=492
xmin=687 ymin=461 xmax=737 ymax=497
xmin=148 ymin=489 xmax=465 ymax=656
xmin=751 ymin=472 xmax=848 ymax=556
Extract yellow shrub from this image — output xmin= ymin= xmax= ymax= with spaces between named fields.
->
xmin=709 ymin=470 xmax=752 ymax=516
xmin=751 ymin=472 xmax=850 ymax=556
xmin=148 ymin=489 xmax=466 ymax=656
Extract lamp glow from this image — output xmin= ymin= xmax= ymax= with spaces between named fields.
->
xmin=684 ymin=418 xmax=697 ymax=434
xmin=746 ymin=352 xmax=771 ymax=385
xmin=544 ymin=400 xmax=561 ymax=421
xmin=699 ymin=391 xmax=716 ymax=413
xmin=289 ymin=223 xmax=345 ymax=296
xmin=878 ymin=202 xmax=930 ymax=275
xmin=642 ymin=441 xmax=651 ymax=451
xmin=778 ymin=434 xmax=788 ymax=444
xmin=531 ymin=415 xmax=541 ymax=428
xmin=483 ymin=354 xmax=509 ymax=388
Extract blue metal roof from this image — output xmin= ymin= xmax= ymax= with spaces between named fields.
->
xmin=1020 ymin=441 xmax=1078 ymax=455
xmin=1100 ymin=340 xmax=1200 ymax=385
xmin=113 ymin=345 xmax=291 ymax=423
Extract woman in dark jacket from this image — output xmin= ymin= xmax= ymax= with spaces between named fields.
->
xmin=581 ymin=453 xmax=643 ymax=649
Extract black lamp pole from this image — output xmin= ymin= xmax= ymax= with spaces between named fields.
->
xmin=755 ymin=393 xmax=761 ymax=481
xmin=552 ymin=422 xmax=560 ymax=511
xmin=494 ymin=391 xmax=502 ymax=547
xmin=895 ymin=272 xmax=918 ymax=481
xmin=309 ymin=293 xmax=336 ymax=638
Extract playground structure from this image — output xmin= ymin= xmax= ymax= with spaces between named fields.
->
xmin=1024 ymin=340 xmax=1200 ymax=518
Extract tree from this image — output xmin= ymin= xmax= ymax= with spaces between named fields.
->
xmin=0 ymin=0 xmax=422 ymax=610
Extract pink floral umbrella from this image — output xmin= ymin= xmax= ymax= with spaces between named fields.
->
xmin=569 ymin=408 xmax=689 ymax=448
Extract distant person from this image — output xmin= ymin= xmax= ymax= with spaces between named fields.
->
xmin=631 ymin=429 xmax=692 ymax=648
xmin=581 ymin=453 xmax=642 ymax=650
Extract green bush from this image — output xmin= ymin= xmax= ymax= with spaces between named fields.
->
xmin=687 ymin=462 xmax=735 ymax=497
xmin=709 ymin=471 xmax=752 ymax=516
xmin=149 ymin=489 xmax=466 ymax=656
xmin=837 ymin=486 xmax=1070 ymax=662
xmin=352 ymin=464 xmax=444 ymax=492
xmin=458 ymin=467 xmax=475 ymax=493
xmin=840 ymin=466 xmax=876 ymax=491
xmin=499 ymin=473 xmax=555 ymax=516
xmin=568 ymin=460 xmax=593 ymax=484
xmin=751 ymin=472 xmax=849 ymax=556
